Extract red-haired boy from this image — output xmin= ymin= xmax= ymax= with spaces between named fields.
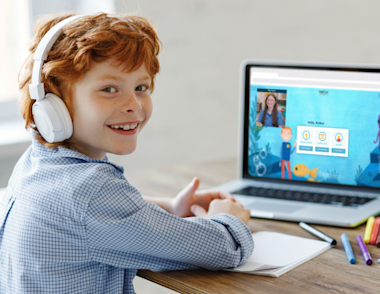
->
xmin=0 ymin=13 xmax=253 ymax=293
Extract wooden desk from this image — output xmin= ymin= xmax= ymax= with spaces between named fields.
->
xmin=126 ymin=158 xmax=380 ymax=294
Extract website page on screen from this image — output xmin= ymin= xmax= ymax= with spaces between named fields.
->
xmin=248 ymin=67 xmax=380 ymax=188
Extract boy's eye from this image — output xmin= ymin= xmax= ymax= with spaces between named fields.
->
xmin=136 ymin=85 xmax=148 ymax=91
xmin=102 ymin=87 xmax=117 ymax=93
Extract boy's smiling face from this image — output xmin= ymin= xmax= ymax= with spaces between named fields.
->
xmin=68 ymin=58 xmax=153 ymax=159
xmin=281 ymin=129 xmax=292 ymax=142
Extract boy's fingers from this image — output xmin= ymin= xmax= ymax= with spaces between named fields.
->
xmin=190 ymin=204 xmax=207 ymax=218
xmin=179 ymin=177 xmax=200 ymax=199
xmin=196 ymin=190 xmax=236 ymax=202
xmin=221 ymin=192 xmax=236 ymax=202
xmin=235 ymin=200 xmax=244 ymax=208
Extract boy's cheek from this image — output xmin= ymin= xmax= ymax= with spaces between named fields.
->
xmin=141 ymin=102 xmax=153 ymax=129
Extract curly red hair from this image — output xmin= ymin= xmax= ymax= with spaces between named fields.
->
xmin=19 ymin=12 xmax=161 ymax=149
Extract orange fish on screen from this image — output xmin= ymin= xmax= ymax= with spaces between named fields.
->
xmin=292 ymin=163 xmax=320 ymax=182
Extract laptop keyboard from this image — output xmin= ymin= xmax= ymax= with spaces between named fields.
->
xmin=232 ymin=186 xmax=376 ymax=207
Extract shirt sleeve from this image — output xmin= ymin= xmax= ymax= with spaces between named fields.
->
xmin=277 ymin=110 xmax=284 ymax=125
xmin=85 ymin=179 xmax=254 ymax=272
xmin=291 ymin=144 xmax=296 ymax=155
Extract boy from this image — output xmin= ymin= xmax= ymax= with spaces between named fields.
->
xmin=280 ymin=126 xmax=297 ymax=179
xmin=0 ymin=13 xmax=254 ymax=293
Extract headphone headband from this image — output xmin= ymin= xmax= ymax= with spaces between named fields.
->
xmin=29 ymin=15 xmax=83 ymax=100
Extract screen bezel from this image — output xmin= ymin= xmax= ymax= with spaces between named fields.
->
xmin=241 ymin=60 xmax=380 ymax=192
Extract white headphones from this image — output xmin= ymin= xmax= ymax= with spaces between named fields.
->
xmin=29 ymin=15 xmax=83 ymax=143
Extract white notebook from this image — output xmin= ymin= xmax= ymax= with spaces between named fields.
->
xmin=229 ymin=231 xmax=331 ymax=277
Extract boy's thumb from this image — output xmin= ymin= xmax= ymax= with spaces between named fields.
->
xmin=190 ymin=204 xmax=207 ymax=218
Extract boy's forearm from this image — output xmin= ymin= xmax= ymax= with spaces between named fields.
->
xmin=143 ymin=195 xmax=173 ymax=214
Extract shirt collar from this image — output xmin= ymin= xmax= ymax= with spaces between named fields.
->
xmin=31 ymin=139 xmax=125 ymax=173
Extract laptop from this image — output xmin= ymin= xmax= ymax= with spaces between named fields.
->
xmin=214 ymin=60 xmax=380 ymax=227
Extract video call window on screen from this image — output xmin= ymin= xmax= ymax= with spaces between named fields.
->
xmin=256 ymin=89 xmax=287 ymax=128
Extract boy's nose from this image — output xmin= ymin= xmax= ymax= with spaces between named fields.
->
xmin=121 ymin=93 xmax=142 ymax=113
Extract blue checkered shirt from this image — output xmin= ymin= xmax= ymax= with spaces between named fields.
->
xmin=0 ymin=140 xmax=254 ymax=293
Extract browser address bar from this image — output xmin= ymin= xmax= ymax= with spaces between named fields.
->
xmin=251 ymin=72 xmax=380 ymax=85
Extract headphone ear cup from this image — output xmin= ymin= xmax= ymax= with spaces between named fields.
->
xmin=32 ymin=93 xmax=73 ymax=143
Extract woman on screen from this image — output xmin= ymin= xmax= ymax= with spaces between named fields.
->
xmin=257 ymin=94 xmax=284 ymax=128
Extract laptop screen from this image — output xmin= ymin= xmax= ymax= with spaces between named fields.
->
xmin=243 ymin=63 xmax=380 ymax=189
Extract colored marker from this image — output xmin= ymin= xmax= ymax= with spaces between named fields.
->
xmin=357 ymin=235 xmax=372 ymax=265
xmin=299 ymin=222 xmax=337 ymax=246
xmin=370 ymin=216 xmax=380 ymax=245
xmin=364 ymin=216 xmax=375 ymax=244
xmin=376 ymin=235 xmax=380 ymax=248
xmin=340 ymin=233 xmax=355 ymax=264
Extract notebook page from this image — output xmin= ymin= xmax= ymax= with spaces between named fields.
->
xmin=233 ymin=231 xmax=330 ymax=271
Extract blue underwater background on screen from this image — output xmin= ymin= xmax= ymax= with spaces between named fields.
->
xmin=248 ymin=85 xmax=380 ymax=188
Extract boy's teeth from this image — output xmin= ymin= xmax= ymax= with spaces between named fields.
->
xmin=111 ymin=123 xmax=138 ymax=130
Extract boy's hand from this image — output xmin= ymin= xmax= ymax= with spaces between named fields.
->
xmin=191 ymin=198 xmax=251 ymax=225
xmin=171 ymin=177 xmax=235 ymax=218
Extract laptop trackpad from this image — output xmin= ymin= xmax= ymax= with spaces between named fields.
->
xmin=247 ymin=201 xmax=304 ymax=215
